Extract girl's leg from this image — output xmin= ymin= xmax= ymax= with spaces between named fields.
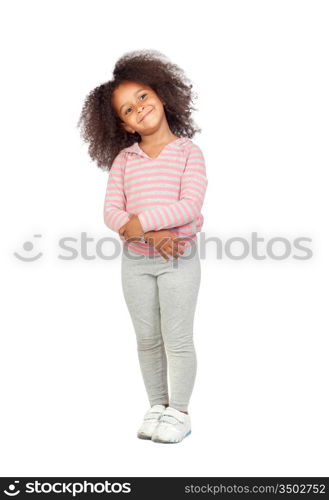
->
xmin=156 ymin=245 xmax=201 ymax=412
xmin=121 ymin=251 xmax=169 ymax=407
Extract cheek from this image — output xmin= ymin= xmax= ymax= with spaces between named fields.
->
xmin=124 ymin=114 xmax=135 ymax=124
xmin=153 ymin=106 xmax=165 ymax=118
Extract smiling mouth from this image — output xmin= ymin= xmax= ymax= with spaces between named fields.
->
xmin=139 ymin=109 xmax=153 ymax=123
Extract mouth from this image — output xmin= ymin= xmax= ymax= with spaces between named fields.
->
xmin=139 ymin=108 xmax=153 ymax=123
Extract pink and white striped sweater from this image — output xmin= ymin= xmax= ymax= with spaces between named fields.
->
xmin=103 ymin=137 xmax=208 ymax=256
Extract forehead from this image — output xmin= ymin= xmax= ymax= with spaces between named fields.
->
xmin=112 ymin=81 xmax=153 ymax=106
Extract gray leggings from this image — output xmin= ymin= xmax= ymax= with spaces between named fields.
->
xmin=121 ymin=242 xmax=201 ymax=412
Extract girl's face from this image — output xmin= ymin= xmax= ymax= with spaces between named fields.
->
xmin=111 ymin=80 xmax=166 ymax=136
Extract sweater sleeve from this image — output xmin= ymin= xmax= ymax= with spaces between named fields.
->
xmin=137 ymin=144 xmax=208 ymax=232
xmin=103 ymin=151 xmax=131 ymax=233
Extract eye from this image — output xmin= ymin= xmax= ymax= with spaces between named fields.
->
xmin=124 ymin=94 xmax=147 ymax=115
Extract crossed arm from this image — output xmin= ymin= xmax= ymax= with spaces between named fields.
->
xmin=104 ymin=145 xmax=208 ymax=240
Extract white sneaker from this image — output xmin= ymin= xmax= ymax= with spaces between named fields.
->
xmin=137 ymin=404 xmax=167 ymax=440
xmin=151 ymin=406 xmax=191 ymax=443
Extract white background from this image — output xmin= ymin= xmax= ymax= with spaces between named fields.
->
xmin=1 ymin=0 xmax=328 ymax=477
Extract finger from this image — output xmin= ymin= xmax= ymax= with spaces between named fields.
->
xmin=178 ymin=241 xmax=187 ymax=254
xmin=125 ymin=235 xmax=142 ymax=243
xmin=155 ymin=237 xmax=171 ymax=255
xmin=172 ymin=241 xmax=185 ymax=257
xmin=124 ymin=235 xmax=133 ymax=243
xmin=165 ymin=242 xmax=179 ymax=259
xmin=157 ymin=236 xmax=172 ymax=247
xmin=158 ymin=248 xmax=170 ymax=262
xmin=172 ymin=247 xmax=182 ymax=259
xmin=174 ymin=239 xmax=186 ymax=249
xmin=128 ymin=237 xmax=142 ymax=242
xmin=163 ymin=243 xmax=181 ymax=260
xmin=172 ymin=238 xmax=186 ymax=248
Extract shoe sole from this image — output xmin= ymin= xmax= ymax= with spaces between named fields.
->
xmin=137 ymin=432 xmax=152 ymax=440
xmin=152 ymin=429 xmax=191 ymax=444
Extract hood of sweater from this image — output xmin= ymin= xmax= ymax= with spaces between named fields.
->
xmin=122 ymin=137 xmax=191 ymax=158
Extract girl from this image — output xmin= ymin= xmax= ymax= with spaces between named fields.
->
xmin=77 ymin=49 xmax=208 ymax=444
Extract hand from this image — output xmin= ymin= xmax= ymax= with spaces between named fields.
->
xmin=144 ymin=230 xmax=186 ymax=261
xmin=119 ymin=214 xmax=144 ymax=242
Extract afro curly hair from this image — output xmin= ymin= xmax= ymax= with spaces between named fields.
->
xmin=77 ymin=49 xmax=201 ymax=171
